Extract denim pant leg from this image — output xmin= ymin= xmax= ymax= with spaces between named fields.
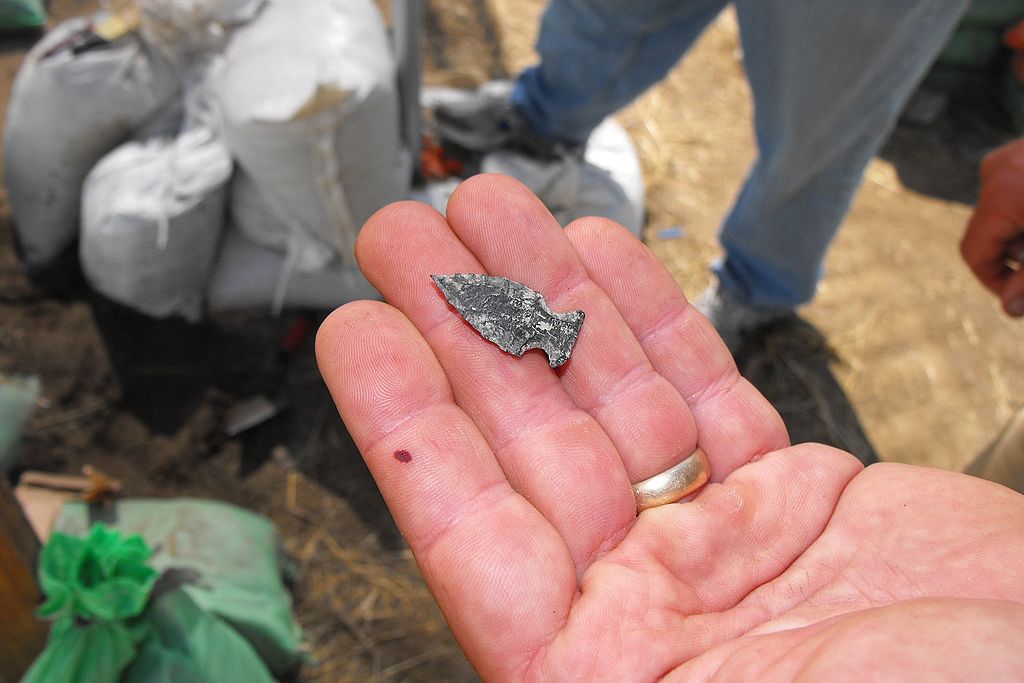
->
xmin=717 ymin=0 xmax=970 ymax=309
xmin=513 ymin=0 xmax=731 ymax=144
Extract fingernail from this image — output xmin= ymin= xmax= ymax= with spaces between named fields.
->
xmin=1008 ymin=297 xmax=1024 ymax=317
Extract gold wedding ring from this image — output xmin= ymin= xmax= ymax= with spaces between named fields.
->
xmin=632 ymin=448 xmax=711 ymax=513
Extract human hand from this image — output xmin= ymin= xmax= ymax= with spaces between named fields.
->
xmin=318 ymin=175 xmax=1024 ymax=681
xmin=961 ymin=138 xmax=1024 ymax=317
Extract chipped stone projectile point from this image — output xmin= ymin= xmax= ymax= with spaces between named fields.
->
xmin=431 ymin=273 xmax=585 ymax=368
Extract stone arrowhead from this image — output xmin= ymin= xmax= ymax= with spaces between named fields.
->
xmin=431 ymin=273 xmax=585 ymax=368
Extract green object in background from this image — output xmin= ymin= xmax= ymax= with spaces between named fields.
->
xmin=925 ymin=0 xmax=1024 ymax=101
xmin=20 ymin=620 xmax=140 ymax=683
xmin=55 ymin=498 xmax=305 ymax=677
xmin=21 ymin=501 xmax=303 ymax=682
xmin=960 ymin=0 xmax=1024 ymax=28
xmin=933 ymin=0 xmax=1024 ymax=71
xmin=938 ymin=24 xmax=1005 ymax=68
xmin=21 ymin=525 xmax=157 ymax=683
xmin=122 ymin=589 xmax=276 ymax=683
xmin=36 ymin=524 xmax=158 ymax=623
xmin=0 ymin=374 xmax=40 ymax=473
xmin=0 ymin=0 xmax=46 ymax=29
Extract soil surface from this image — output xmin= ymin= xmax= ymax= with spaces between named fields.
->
xmin=2 ymin=2 xmax=1022 ymax=682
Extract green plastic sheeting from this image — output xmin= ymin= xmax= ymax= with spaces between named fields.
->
xmin=21 ymin=500 xmax=304 ymax=682
xmin=20 ymin=619 xmax=139 ymax=683
xmin=123 ymin=589 xmax=275 ymax=683
xmin=960 ymin=0 xmax=1024 ymax=28
xmin=37 ymin=524 xmax=158 ymax=623
xmin=21 ymin=524 xmax=156 ymax=683
xmin=54 ymin=498 xmax=304 ymax=676
xmin=0 ymin=0 xmax=46 ymax=29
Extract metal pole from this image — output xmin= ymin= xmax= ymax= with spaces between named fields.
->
xmin=392 ymin=0 xmax=424 ymax=185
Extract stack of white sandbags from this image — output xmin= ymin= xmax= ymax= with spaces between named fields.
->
xmin=4 ymin=0 xmax=408 ymax=319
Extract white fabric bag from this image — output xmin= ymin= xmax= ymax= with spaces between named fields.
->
xmin=206 ymin=226 xmax=381 ymax=314
xmin=3 ymin=16 xmax=179 ymax=273
xmin=79 ymin=124 xmax=233 ymax=322
xmin=134 ymin=0 xmax=266 ymax=63
xmin=229 ymin=168 xmax=335 ymax=273
xmin=216 ymin=0 xmax=408 ymax=272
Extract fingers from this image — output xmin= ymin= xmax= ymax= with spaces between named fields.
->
xmin=1005 ymin=19 xmax=1024 ymax=50
xmin=566 ymin=217 xmax=790 ymax=479
xmin=962 ymin=195 xmax=1024 ymax=317
xmin=961 ymin=176 xmax=1021 ymax=288
xmin=963 ymin=140 xmax=1024 ymax=316
xmin=1001 ymin=267 xmax=1024 ymax=317
xmin=355 ymin=194 xmax=636 ymax=572
xmin=444 ymin=176 xmax=701 ymax=484
xmin=315 ymin=301 xmax=575 ymax=680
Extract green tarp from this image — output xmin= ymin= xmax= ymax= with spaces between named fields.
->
xmin=0 ymin=0 xmax=46 ymax=29
xmin=21 ymin=499 xmax=304 ymax=682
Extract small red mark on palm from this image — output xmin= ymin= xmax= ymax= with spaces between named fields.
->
xmin=393 ymin=449 xmax=412 ymax=463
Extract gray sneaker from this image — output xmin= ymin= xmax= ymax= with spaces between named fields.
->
xmin=433 ymin=81 xmax=584 ymax=161
xmin=693 ymin=281 xmax=793 ymax=354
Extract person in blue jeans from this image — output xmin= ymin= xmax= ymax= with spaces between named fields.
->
xmin=436 ymin=0 xmax=970 ymax=349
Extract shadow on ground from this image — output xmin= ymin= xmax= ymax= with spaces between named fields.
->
xmin=734 ymin=317 xmax=880 ymax=466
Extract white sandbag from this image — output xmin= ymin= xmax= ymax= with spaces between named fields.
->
xmin=80 ymin=126 xmax=233 ymax=322
xmin=216 ymin=0 xmax=408 ymax=271
xmin=230 ymin=170 xmax=335 ymax=273
xmin=218 ymin=148 xmax=410 ymax=313
xmin=134 ymin=0 xmax=266 ymax=64
xmin=2 ymin=16 xmax=179 ymax=273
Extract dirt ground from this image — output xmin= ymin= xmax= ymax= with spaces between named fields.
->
xmin=2 ymin=1 xmax=1023 ymax=681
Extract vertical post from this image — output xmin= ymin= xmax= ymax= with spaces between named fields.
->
xmin=393 ymin=0 xmax=424 ymax=184
xmin=0 ymin=477 xmax=47 ymax=682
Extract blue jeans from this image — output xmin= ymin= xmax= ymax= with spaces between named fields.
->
xmin=512 ymin=0 xmax=969 ymax=308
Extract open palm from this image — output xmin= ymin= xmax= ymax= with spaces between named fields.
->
xmin=316 ymin=175 xmax=1024 ymax=681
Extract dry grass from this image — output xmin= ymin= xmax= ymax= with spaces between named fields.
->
xmin=257 ymin=457 xmax=477 ymax=682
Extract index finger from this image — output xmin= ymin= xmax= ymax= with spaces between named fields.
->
xmin=315 ymin=301 xmax=576 ymax=680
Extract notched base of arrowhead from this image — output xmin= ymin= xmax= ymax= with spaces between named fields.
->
xmin=535 ymin=309 xmax=584 ymax=368
xmin=431 ymin=273 xmax=585 ymax=368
